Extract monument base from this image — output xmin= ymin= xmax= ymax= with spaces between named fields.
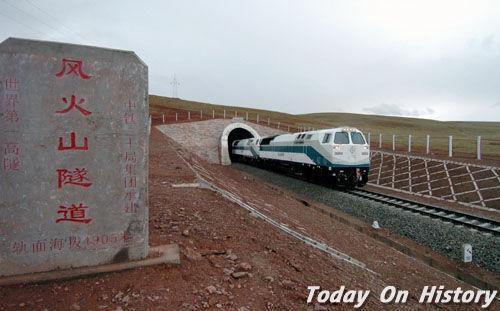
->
xmin=0 ymin=244 xmax=180 ymax=286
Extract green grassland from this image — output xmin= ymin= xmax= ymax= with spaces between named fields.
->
xmin=150 ymin=95 xmax=499 ymax=157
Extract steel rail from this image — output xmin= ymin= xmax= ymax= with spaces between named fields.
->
xmin=347 ymin=189 xmax=500 ymax=237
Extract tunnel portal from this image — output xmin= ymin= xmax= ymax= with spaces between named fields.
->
xmin=228 ymin=128 xmax=254 ymax=160
xmin=220 ymin=122 xmax=260 ymax=165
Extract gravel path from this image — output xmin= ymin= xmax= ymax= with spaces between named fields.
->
xmin=233 ymin=163 xmax=500 ymax=273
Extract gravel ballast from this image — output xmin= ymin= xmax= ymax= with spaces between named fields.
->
xmin=234 ymin=163 xmax=500 ymax=273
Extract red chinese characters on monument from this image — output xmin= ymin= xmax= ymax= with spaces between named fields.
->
xmin=10 ymin=232 xmax=131 ymax=255
xmin=55 ymin=59 xmax=91 ymax=79
xmin=54 ymin=58 xmax=93 ymax=224
xmin=123 ymin=100 xmax=137 ymax=125
xmin=3 ymin=142 xmax=21 ymax=172
xmin=122 ymin=99 xmax=139 ymax=213
xmin=2 ymin=78 xmax=20 ymax=123
xmin=56 ymin=95 xmax=92 ymax=116
xmin=56 ymin=203 xmax=92 ymax=224
xmin=123 ymin=137 xmax=138 ymax=213
xmin=57 ymin=168 xmax=92 ymax=189
xmin=58 ymin=132 xmax=88 ymax=151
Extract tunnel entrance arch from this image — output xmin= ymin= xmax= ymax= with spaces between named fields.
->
xmin=220 ymin=123 xmax=260 ymax=165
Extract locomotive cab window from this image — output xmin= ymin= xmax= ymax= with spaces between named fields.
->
xmin=350 ymin=132 xmax=365 ymax=144
xmin=322 ymin=133 xmax=332 ymax=143
xmin=305 ymin=134 xmax=312 ymax=140
xmin=333 ymin=131 xmax=349 ymax=144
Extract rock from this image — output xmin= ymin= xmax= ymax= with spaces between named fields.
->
xmin=264 ymin=276 xmax=274 ymax=282
xmin=237 ymin=307 xmax=250 ymax=311
xmin=281 ymin=280 xmax=295 ymax=290
xmin=71 ymin=303 xmax=81 ymax=310
xmin=206 ymin=285 xmax=217 ymax=294
xmin=372 ymin=220 xmax=380 ymax=229
xmin=314 ymin=303 xmax=328 ymax=310
xmin=288 ymin=260 xmax=302 ymax=272
xmin=182 ymin=229 xmax=190 ymax=237
xmin=226 ymin=254 xmax=238 ymax=261
xmin=121 ymin=295 xmax=130 ymax=303
xmin=223 ymin=268 xmax=234 ymax=275
xmin=181 ymin=303 xmax=196 ymax=311
xmin=236 ymin=262 xmax=252 ymax=272
xmin=19 ymin=303 xmax=26 ymax=307
xmin=231 ymin=272 xmax=249 ymax=279
xmin=114 ymin=291 xmax=124 ymax=300
xmin=184 ymin=247 xmax=202 ymax=261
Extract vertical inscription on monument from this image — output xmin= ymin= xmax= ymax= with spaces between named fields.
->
xmin=0 ymin=38 xmax=149 ymax=277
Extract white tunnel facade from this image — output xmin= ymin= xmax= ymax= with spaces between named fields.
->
xmin=220 ymin=123 xmax=260 ymax=165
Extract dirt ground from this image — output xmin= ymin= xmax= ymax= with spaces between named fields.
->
xmin=0 ymin=128 xmax=496 ymax=310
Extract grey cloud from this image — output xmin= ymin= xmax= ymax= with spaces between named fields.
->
xmin=481 ymin=35 xmax=495 ymax=50
xmin=363 ymin=103 xmax=434 ymax=117
xmin=0 ymin=0 xmax=499 ymax=121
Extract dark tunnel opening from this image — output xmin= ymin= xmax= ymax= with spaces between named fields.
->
xmin=228 ymin=128 xmax=254 ymax=160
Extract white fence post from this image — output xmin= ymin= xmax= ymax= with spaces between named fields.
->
xmin=426 ymin=135 xmax=430 ymax=154
xmin=188 ymin=111 xmax=191 ymax=120
xmin=277 ymin=122 xmax=280 ymax=129
xmin=463 ymin=244 xmax=472 ymax=263
xmin=379 ymin=133 xmax=382 ymax=149
xmin=212 ymin=109 xmax=215 ymax=118
xmin=257 ymin=114 xmax=259 ymax=123
xmin=477 ymin=136 xmax=481 ymax=160
xmin=200 ymin=110 xmax=203 ymax=119
xmin=368 ymin=132 xmax=371 ymax=146
xmin=267 ymin=117 xmax=270 ymax=125
xmin=408 ymin=134 xmax=412 ymax=153
xmin=175 ymin=113 xmax=178 ymax=122
xmin=287 ymin=125 xmax=290 ymax=132
xmin=245 ymin=112 xmax=248 ymax=121
xmin=223 ymin=110 xmax=226 ymax=119
xmin=235 ymin=110 xmax=237 ymax=118
xmin=162 ymin=114 xmax=165 ymax=124
xmin=392 ymin=134 xmax=395 ymax=151
xmin=449 ymin=135 xmax=453 ymax=157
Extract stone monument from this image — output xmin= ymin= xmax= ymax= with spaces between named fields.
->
xmin=0 ymin=38 xmax=149 ymax=277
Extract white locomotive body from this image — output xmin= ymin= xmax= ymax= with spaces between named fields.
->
xmin=231 ymin=127 xmax=370 ymax=187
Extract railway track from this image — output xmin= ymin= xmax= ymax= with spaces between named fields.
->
xmin=347 ymin=189 xmax=500 ymax=237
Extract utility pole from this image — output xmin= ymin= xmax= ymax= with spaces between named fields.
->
xmin=170 ymin=74 xmax=180 ymax=98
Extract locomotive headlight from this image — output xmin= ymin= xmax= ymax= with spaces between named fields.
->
xmin=363 ymin=146 xmax=369 ymax=149
xmin=333 ymin=145 xmax=340 ymax=150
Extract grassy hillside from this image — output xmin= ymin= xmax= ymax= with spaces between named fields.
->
xmin=301 ymin=113 xmax=499 ymax=157
xmin=150 ymin=95 xmax=499 ymax=157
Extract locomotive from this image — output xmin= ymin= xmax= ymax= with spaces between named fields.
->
xmin=231 ymin=127 xmax=370 ymax=187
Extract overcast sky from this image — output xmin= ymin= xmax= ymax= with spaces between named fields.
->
xmin=1 ymin=0 xmax=499 ymax=121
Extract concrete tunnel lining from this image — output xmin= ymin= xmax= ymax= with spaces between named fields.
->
xmin=220 ymin=122 xmax=260 ymax=165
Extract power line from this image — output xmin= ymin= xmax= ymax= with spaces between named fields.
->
xmin=1 ymin=0 xmax=68 ymax=39
xmin=0 ymin=9 xmax=48 ymax=37
xmin=24 ymin=0 xmax=89 ymax=42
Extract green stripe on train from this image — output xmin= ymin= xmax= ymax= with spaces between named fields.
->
xmin=233 ymin=145 xmax=369 ymax=168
